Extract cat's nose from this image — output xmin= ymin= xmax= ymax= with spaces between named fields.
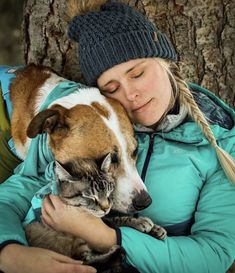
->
xmin=132 ymin=190 xmax=152 ymax=211
xmin=100 ymin=200 xmax=110 ymax=211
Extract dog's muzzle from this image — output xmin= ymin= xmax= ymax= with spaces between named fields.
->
xmin=132 ymin=190 xmax=152 ymax=211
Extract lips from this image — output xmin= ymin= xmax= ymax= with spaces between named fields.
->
xmin=132 ymin=99 xmax=152 ymax=113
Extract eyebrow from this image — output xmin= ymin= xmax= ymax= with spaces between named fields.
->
xmin=101 ymin=61 xmax=146 ymax=88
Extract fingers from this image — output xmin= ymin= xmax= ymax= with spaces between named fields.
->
xmin=48 ymin=248 xmax=97 ymax=273
xmin=53 ymin=251 xmax=84 ymax=264
xmin=41 ymin=197 xmax=52 ymax=226
xmin=57 ymin=263 xmax=97 ymax=273
xmin=42 ymin=195 xmax=55 ymax=213
xmin=41 ymin=195 xmax=59 ymax=227
xmin=41 ymin=195 xmax=64 ymax=225
xmin=43 ymin=195 xmax=63 ymax=211
xmin=48 ymin=195 xmax=65 ymax=210
xmin=76 ymin=264 xmax=97 ymax=273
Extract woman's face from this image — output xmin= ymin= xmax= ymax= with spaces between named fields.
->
xmin=97 ymin=58 xmax=173 ymax=127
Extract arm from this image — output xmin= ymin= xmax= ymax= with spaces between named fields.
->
xmin=120 ymin=154 xmax=235 ymax=273
xmin=0 ymin=173 xmax=45 ymax=247
xmin=0 ymin=244 xmax=96 ymax=273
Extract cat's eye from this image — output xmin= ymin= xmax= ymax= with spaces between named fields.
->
xmin=82 ymin=194 xmax=98 ymax=204
xmin=82 ymin=193 xmax=91 ymax=199
xmin=67 ymin=192 xmax=82 ymax=199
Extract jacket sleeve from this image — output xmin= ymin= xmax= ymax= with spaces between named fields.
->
xmin=0 ymin=174 xmax=45 ymax=248
xmin=120 ymin=150 xmax=235 ymax=273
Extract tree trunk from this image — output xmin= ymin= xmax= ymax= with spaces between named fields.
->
xmin=23 ymin=0 xmax=234 ymax=107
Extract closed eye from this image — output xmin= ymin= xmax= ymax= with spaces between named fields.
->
xmin=131 ymin=71 xmax=144 ymax=79
xmin=111 ymin=152 xmax=119 ymax=164
xmin=82 ymin=193 xmax=97 ymax=202
xmin=101 ymin=83 xmax=119 ymax=95
xmin=107 ymin=86 xmax=119 ymax=94
xmin=63 ymin=192 xmax=82 ymax=199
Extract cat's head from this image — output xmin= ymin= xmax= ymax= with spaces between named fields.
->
xmin=55 ymin=154 xmax=115 ymax=217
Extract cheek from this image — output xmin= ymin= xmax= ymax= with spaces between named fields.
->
xmin=152 ymin=75 xmax=172 ymax=106
xmin=109 ymin=94 xmax=133 ymax=117
xmin=160 ymin=90 xmax=172 ymax=108
xmin=141 ymin=79 xmax=153 ymax=92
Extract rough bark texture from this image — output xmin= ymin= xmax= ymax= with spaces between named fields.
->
xmin=23 ymin=0 xmax=234 ymax=107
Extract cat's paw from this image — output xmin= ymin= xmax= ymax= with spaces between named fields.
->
xmin=150 ymin=224 xmax=167 ymax=240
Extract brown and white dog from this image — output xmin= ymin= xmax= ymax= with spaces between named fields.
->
xmin=10 ymin=64 xmax=151 ymax=214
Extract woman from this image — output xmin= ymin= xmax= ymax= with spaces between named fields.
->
xmin=0 ymin=2 xmax=234 ymax=273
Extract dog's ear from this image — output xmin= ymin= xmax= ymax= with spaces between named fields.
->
xmin=27 ymin=105 xmax=68 ymax=138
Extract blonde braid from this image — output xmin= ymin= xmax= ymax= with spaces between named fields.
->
xmin=168 ymin=62 xmax=235 ymax=184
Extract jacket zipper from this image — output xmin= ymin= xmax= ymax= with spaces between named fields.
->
xmin=141 ymin=133 xmax=155 ymax=182
xmin=134 ymin=133 xmax=155 ymax=218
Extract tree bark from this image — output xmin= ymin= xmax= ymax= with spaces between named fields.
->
xmin=23 ymin=0 xmax=234 ymax=107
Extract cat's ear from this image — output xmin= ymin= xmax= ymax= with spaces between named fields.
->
xmin=55 ymin=161 xmax=73 ymax=181
xmin=101 ymin=153 xmax=112 ymax=172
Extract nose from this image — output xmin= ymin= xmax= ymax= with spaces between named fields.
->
xmin=99 ymin=199 xmax=110 ymax=212
xmin=132 ymin=190 xmax=152 ymax=211
xmin=123 ymin=83 xmax=138 ymax=101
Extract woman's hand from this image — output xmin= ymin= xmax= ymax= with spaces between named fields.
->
xmin=42 ymin=195 xmax=117 ymax=251
xmin=0 ymin=244 xmax=96 ymax=273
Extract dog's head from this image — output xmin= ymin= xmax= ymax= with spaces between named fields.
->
xmin=27 ymin=88 xmax=152 ymax=214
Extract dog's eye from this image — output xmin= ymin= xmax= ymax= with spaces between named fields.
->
xmin=54 ymin=123 xmax=69 ymax=134
xmin=56 ymin=124 xmax=64 ymax=129
xmin=111 ymin=152 xmax=119 ymax=164
xmin=132 ymin=147 xmax=138 ymax=158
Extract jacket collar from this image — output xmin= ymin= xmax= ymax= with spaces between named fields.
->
xmin=135 ymin=83 xmax=235 ymax=145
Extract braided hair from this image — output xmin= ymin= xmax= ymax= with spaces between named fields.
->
xmin=157 ymin=58 xmax=235 ymax=184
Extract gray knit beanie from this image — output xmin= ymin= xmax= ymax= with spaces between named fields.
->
xmin=68 ymin=1 xmax=177 ymax=86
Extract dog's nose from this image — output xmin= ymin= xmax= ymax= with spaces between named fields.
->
xmin=132 ymin=190 xmax=152 ymax=210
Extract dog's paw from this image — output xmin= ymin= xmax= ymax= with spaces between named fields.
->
xmin=130 ymin=217 xmax=155 ymax=233
xmin=149 ymin=224 xmax=167 ymax=240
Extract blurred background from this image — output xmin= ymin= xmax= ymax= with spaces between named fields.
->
xmin=0 ymin=0 xmax=24 ymax=65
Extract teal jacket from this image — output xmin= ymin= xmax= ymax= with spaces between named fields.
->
xmin=0 ymin=83 xmax=234 ymax=273
xmin=120 ymin=84 xmax=235 ymax=273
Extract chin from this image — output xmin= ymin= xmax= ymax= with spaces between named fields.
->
xmin=89 ymin=209 xmax=111 ymax=218
xmin=135 ymin=120 xmax=155 ymax=128
xmin=136 ymin=116 xmax=162 ymax=128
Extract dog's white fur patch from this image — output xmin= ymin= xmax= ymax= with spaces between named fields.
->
xmin=49 ymin=87 xmax=101 ymax=109
xmin=35 ymin=73 xmax=64 ymax=115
